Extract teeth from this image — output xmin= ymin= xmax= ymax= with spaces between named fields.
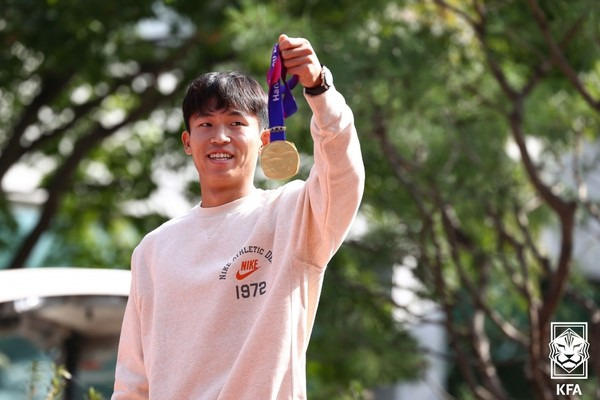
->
xmin=209 ymin=153 xmax=232 ymax=160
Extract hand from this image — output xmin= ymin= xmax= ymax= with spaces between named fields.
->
xmin=278 ymin=34 xmax=322 ymax=89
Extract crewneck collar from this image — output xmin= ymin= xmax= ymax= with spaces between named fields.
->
xmin=195 ymin=189 xmax=261 ymax=217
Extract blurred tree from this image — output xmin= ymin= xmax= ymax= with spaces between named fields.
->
xmin=338 ymin=0 xmax=600 ymax=399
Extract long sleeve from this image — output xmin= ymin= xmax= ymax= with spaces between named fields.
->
xmin=112 ymin=248 xmax=149 ymax=399
xmin=291 ymin=86 xmax=365 ymax=268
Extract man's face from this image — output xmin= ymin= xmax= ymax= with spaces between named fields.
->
xmin=181 ymin=108 xmax=266 ymax=191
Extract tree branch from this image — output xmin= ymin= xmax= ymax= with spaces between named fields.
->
xmin=370 ymin=105 xmax=431 ymax=220
xmin=432 ymin=0 xmax=478 ymax=27
xmin=0 ymin=70 xmax=75 ymax=181
xmin=469 ymin=310 xmax=509 ymax=400
xmin=421 ymin=226 xmax=493 ymax=399
xmin=6 ymin=86 xmax=176 ymax=269
xmin=0 ymin=33 xmax=204 ymax=184
xmin=525 ymin=0 xmax=600 ymax=112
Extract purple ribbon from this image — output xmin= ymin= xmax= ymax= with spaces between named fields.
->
xmin=267 ymin=43 xmax=298 ymax=142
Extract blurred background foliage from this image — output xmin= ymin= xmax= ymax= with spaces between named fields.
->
xmin=1 ymin=0 xmax=600 ymax=398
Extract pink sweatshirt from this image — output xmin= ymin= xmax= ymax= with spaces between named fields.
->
xmin=112 ymin=87 xmax=365 ymax=399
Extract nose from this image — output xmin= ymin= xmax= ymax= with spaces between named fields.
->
xmin=210 ymin=127 xmax=231 ymax=144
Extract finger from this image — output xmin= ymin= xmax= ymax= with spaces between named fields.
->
xmin=281 ymin=54 xmax=317 ymax=69
xmin=279 ymin=44 xmax=318 ymax=70
xmin=284 ymin=65 xmax=315 ymax=77
xmin=279 ymin=35 xmax=310 ymax=51
xmin=280 ymin=45 xmax=314 ymax=61
xmin=278 ymin=33 xmax=289 ymax=46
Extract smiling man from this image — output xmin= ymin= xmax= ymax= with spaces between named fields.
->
xmin=112 ymin=34 xmax=364 ymax=399
xmin=180 ymin=80 xmax=269 ymax=207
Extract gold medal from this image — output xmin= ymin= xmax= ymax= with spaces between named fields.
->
xmin=260 ymin=140 xmax=300 ymax=180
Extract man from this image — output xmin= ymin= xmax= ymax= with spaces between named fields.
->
xmin=112 ymin=34 xmax=364 ymax=399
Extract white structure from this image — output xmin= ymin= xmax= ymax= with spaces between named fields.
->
xmin=0 ymin=268 xmax=130 ymax=399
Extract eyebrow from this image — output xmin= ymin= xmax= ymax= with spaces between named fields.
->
xmin=195 ymin=109 xmax=248 ymax=118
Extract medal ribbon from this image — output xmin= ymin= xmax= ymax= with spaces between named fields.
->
xmin=267 ymin=43 xmax=298 ymax=142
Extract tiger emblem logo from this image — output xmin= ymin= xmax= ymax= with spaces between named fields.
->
xmin=549 ymin=328 xmax=590 ymax=374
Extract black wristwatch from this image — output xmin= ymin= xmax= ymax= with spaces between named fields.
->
xmin=304 ymin=66 xmax=333 ymax=96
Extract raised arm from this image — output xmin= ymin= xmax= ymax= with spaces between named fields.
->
xmin=279 ymin=34 xmax=365 ymax=268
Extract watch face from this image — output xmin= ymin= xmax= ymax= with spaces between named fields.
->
xmin=322 ymin=67 xmax=333 ymax=88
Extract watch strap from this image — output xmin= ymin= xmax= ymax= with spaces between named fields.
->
xmin=304 ymin=66 xmax=331 ymax=95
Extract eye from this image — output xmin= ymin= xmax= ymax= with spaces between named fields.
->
xmin=230 ymin=121 xmax=246 ymax=127
xmin=198 ymin=122 xmax=212 ymax=127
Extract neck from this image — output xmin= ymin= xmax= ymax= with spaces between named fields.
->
xmin=199 ymin=182 xmax=256 ymax=208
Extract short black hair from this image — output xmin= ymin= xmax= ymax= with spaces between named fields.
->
xmin=182 ymin=71 xmax=268 ymax=132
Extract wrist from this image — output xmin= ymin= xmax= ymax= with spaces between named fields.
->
xmin=305 ymin=74 xmax=323 ymax=90
xmin=304 ymin=66 xmax=332 ymax=96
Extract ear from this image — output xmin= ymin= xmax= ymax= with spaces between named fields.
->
xmin=181 ymin=131 xmax=192 ymax=155
xmin=260 ymin=130 xmax=270 ymax=147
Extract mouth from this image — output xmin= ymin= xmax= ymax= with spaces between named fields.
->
xmin=208 ymin=152 xmax=233 ymax=161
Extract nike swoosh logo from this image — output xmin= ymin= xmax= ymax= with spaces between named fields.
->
xmin=236 ymin=267 xmax=260 ymax=280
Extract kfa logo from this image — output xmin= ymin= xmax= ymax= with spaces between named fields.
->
xmin=549 ymin=322 xmax=589 ymax=380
